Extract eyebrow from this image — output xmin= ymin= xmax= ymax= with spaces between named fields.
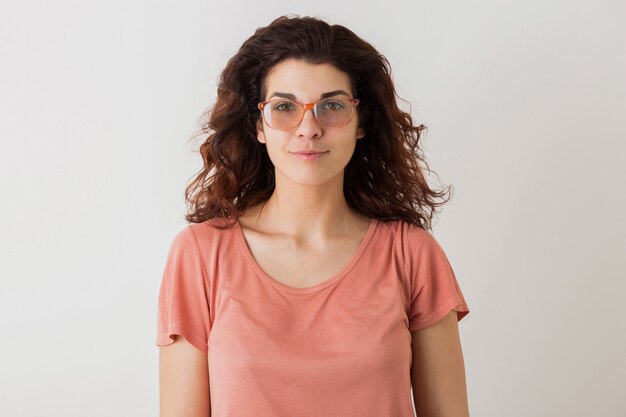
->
xmin=267 ymin=89 xmax=351 ymax=100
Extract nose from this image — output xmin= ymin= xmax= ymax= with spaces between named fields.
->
xmin=296 ymin=107 xmax=322 ymax=138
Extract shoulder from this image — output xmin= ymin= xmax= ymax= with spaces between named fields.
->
xmin=166 ymin=218 xmax=234 ymax=248
xmin=379 ymin=218 xmax=437 ymax=249
xmin=172 ymin=218 xmax=240 ymax=256
xmin=162 ymin=226 xmax=202 ymax=264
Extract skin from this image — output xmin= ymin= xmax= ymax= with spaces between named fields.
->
xmin=236 ymin=58 xmax=372 ymax=289
xmin=159 ymin=58 xmax=470 ymax=417
xmin=411 ymin=310 xmax=471 ymax=417
xmin=159 ymin=336 xmax=209 ymax=417
xmin=252 ymin=57 xmax=368 ymax=242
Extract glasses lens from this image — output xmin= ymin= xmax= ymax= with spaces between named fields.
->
xmin=264 ymin=99 xmax=302 ymax=130
xmin=315 ymin=98 xmax=354 ymax=127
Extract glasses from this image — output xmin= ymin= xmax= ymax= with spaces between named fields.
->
xmin=258 ymin=96 xmax=360 ymax=131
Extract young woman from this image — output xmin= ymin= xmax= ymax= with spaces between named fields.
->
xmin=156 ymin=14 xmax=470 ymax=417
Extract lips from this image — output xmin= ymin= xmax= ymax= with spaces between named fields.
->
xmin=291 ymin=151 xmax=329 ymax=161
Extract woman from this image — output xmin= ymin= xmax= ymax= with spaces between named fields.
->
xmin=156 ymin=14 xmax=470 ymax=417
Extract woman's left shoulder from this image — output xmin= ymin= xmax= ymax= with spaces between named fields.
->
xmin=379 ymin=218 xmax=434 ymax=241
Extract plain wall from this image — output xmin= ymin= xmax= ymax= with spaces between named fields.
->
xmin=0 ymin=1 xmax=624 ymax=416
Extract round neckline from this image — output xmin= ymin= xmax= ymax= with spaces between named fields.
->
xmin=234 ymin=218 xmax=378 ymax=294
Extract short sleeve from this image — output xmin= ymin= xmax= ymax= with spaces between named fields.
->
xmin=156 ymin=225 xmax=211 ymax=354
xmin=408 ymin=230 xmax=470 ymax=331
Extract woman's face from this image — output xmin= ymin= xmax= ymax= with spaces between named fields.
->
xmin=256 ymin=58 xmax=364 ymax=187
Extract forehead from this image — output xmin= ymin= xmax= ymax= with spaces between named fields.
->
xmin=264 ymin=59 xmax=352 ymax=99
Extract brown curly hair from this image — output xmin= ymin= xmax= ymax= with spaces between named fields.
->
xmin=184 ymin=14 xmax=452 ymax=230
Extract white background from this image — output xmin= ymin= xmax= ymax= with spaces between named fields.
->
xmin=1 ymin=1 xmax=624 ymax=416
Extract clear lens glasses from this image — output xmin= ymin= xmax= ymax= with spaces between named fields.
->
xmin=258 ymin=97 xmax=360 ymax=131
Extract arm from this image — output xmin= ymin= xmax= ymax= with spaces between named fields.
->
xmin=410 ymin=310 xmax=470 ymax=417
xmin=159 ymin=335 xmax=210 ymax=417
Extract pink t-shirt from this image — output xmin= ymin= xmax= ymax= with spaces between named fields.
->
xmin=156 ymin=217 xmax=469 ymax=417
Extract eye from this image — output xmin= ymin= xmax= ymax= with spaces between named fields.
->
xmin=272 ymin=100 xmax=296 ymax=112
xmin=321 ymin=99 xmax=346 ymax=110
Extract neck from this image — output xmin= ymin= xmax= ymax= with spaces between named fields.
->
xmin=255 ymin=171 xmax=358 ymax=241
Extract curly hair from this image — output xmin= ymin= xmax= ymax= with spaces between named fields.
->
xmin=184 ymin=14 xmax=453 ymax=230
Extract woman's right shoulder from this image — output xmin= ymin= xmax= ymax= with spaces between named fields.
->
xmin=173 ymin=217 xmax=239 ymax=248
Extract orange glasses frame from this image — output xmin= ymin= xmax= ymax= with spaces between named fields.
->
xmin=257 ymin=97 xmax=360 ymax=130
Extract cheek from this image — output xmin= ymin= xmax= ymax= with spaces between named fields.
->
xmin=338 ymin=138 xmax=358 ymax=157
xmin=262 ymin=135 xmax=288 ymax=161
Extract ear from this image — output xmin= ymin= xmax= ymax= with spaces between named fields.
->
xmin=256 ymin=118 xmax=266 ymax=144
xmin=356 ymin=126 xmax=365 ymax=139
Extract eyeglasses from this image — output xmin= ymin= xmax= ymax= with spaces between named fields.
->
xmin=258 ymin=96 xmax=360 ymax=131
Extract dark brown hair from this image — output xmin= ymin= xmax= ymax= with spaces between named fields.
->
xmin=184 ymin=14 xmax=452 ymax=230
